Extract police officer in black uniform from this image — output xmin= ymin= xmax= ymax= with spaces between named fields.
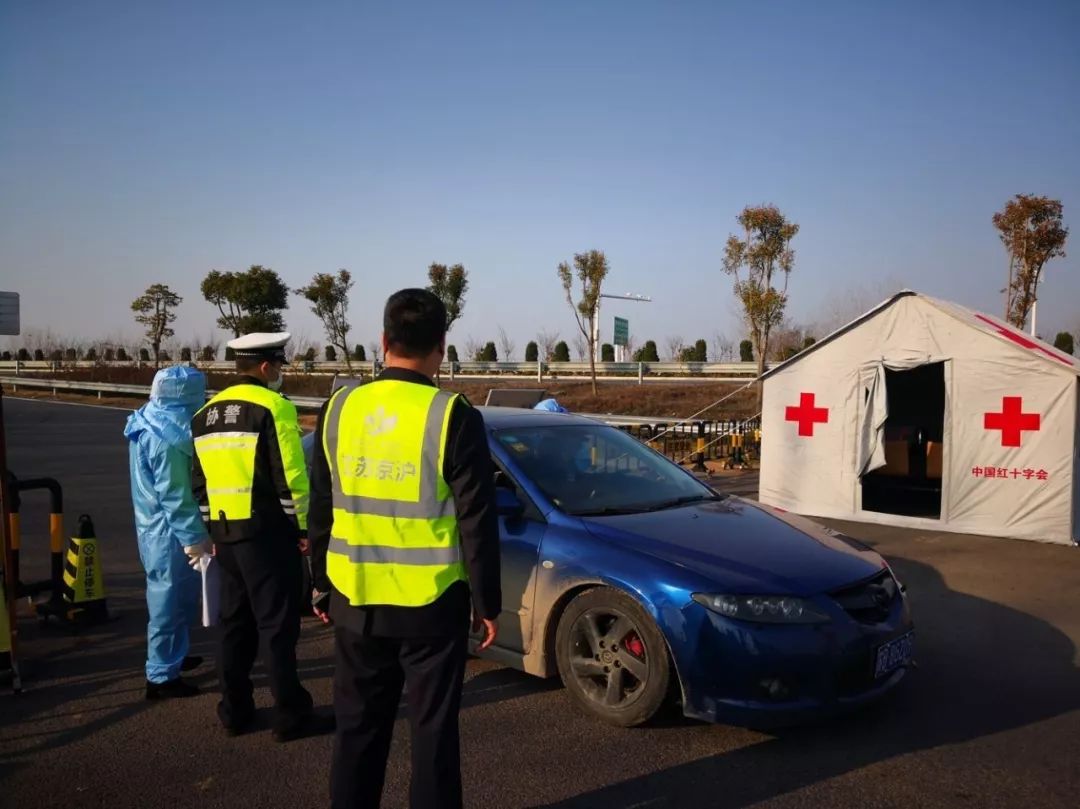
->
xmin=191 ymin=332 xmax=333 ymax=742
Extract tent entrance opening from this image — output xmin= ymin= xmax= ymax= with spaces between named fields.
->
xmin=861 ymin=362 xmax=945 ymax=519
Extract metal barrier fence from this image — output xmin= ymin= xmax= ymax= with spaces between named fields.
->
xmin=0 ymin=359 xmax=763 ymax=383
xmin=0 ymin=375 xmax=760 ymax=467
xmin=615 ymin=418 xmax=762 ymax=468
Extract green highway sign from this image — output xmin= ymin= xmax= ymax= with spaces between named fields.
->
xmin=613 ymin=316 xmax=629 ymax=347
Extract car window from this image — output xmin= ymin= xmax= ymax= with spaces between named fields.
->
xmin=493 ymin=424 xmax=719 ymax=516
xmin=493 ymin=462 xmax=546 ymax=523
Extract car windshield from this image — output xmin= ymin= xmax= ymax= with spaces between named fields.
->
xmin=493 ymin=423 xmax=721 ymax=516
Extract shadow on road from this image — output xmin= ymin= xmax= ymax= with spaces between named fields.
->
xmin=530 ymin=555 xmax=1080 ymax=808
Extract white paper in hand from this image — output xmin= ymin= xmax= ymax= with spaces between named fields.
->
xmin=199 ymin=556 xmax=221 ymax=627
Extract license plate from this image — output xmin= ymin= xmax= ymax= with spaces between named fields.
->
xmin=874 ymin=632 xmax=913 ymax=679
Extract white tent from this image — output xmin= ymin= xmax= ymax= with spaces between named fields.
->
xmin=759 ymin=291 xmax=1079 ymax=545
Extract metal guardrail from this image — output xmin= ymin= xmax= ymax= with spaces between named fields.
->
xmin=0 ymin=376 xmax=710 ymax=423
xmin=0 ymin=376 xmax=327 ymax=410
xmin=0 ymin=359 xmax=761 ymax=381
xmin=0 ymin=376 xmax=760 ymax=465
xmin=0 ymin=377 xmax=155 ymax=397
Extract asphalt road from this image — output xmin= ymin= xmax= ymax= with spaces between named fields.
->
xmin=1 ymin=395 xmax=1079 ymax=809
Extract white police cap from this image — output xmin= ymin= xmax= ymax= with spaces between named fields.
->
xmin=227 ymin=332 xmax=291 ymax=363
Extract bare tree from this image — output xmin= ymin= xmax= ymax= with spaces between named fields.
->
xmin=496 ymin=325 xmax=516 ymax=362
xmin=290 ymin=332 xmax=317 ymax=364
xmin=536 ymin=329 xmax=560 ymax=362
xmin=768 ymin=319 xmax=811 ymax=361
xmin=664 ymin=335 xmax=686 ymax=362
xmin=464 ymin=336 xmax=483 ymax=361
xmin=192 ymin=332 xmax=221 ymax=363
xmin=98 ymin=330 xmax=130 ymax=362
xmin=22 ymin=328 xmax=61 ymax=358
xmin=368 ymin=341 xmax=381 ymax=364
xmin=813 ymin=276 xmax=906 ymax=335
xmin=710 ymin=332 xmax=734 ymax=363
xmin=161 ymin=338 xmax=181 ymax=362
xmin=572 ymin=333 xmax=588 ymax=361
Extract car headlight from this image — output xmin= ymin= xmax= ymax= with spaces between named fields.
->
xmin=692 ymin=593 xmax=830 ymax=624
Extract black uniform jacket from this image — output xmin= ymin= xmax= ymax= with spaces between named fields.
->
xmin=191 ymin=376 xmax=304 ymax=545
xmin=309 ymin=368 xmax=502 ymax=637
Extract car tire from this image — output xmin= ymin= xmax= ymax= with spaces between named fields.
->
xmin=555 ymin=587 xmax=672 ymax=727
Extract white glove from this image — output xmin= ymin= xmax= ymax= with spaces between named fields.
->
xmin=184 ymin=540 xmax=212 ymax=569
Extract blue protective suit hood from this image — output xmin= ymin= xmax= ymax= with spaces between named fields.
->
xmin=123 ymin=366 xmax=207 ymax=453
xmin=534 ymin=398 xmax=569 ymax=413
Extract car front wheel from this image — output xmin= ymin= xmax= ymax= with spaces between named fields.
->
xmin=555 ymin=587 xmax=672 ymax=727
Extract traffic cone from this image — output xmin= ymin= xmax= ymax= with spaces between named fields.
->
xmin=60 ymin=514 xmax=108 ymax=624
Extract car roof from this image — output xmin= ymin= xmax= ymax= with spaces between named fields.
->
xmin=477 ymin=406 xmax=603 ymax=430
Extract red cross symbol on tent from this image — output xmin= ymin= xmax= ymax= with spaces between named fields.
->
xmin=984 ymin=396 xmax=1041 ymax=448
xmin=785 ymin=392 xmax=829 ymax=437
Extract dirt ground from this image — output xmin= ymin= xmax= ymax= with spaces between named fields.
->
xmin=8 ymin=368 xmax=758 ymax=421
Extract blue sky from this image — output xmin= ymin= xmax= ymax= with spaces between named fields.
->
xmin=2 ymin=0 xmax=1078 ymax=356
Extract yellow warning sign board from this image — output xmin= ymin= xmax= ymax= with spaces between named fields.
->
xmin=63 ymin=537 xmax=106 ymax=604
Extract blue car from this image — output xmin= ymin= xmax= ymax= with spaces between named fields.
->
xmin=304 ymin=407 xmax=913 ymax=728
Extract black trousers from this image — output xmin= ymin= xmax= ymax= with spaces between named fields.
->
xmin=215 ymin=535 xmax=311 ymax=725
xmin=330 ymin=625 xmax=468 ymax=809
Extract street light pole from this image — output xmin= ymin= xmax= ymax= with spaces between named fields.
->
xmin=595 ymin=292 xmax=651 ymax=362
xmin=1031 ymin=269 xmax=1046 ymax=337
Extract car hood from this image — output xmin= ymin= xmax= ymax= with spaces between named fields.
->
xmin=581 ymin=497 xmax=885 ymax=597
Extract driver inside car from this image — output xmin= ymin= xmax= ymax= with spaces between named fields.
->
xmin=532 ymin=431 xmax=595 ymax=508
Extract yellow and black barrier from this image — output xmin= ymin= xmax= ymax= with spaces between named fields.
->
xmin=1 ymin=384 xmax=20 ymax=691
xmin=7 ymin=476 xmax=65 ymax=600
xmin=48 ymin=514 xmax=109 ymax=624
xmin=4 ymin=475 xmax=109 ymax=627
xmin=692 ymin=424 xmax=709 ymax=472
xmin=0 ymin=575 xmax=17 ymax=691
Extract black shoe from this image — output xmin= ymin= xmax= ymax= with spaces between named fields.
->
xmin=181 ymin=655 xmax=204 ymax=672
xmin=217 ymin=700 xmax=255 ymax=737
xmin=145 ymin=677 xmax=200 ymax=700
xmin=272 ymin=710 xmax=336 ymax=743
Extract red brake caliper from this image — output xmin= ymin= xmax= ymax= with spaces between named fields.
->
xmin=624 ymin=632 xmax=645 ymax=659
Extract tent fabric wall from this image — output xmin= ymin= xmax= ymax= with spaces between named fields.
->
xmin=1074 ymin=393 xmax=1080 ymax=543
xmin=855 ymin=363 xmax=888 ymax=477
xmin=760 ymin=292 xmax=1078 ymax=545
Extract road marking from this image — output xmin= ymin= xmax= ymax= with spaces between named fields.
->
xmin=4 ymin=396 xmax=134 ymax=413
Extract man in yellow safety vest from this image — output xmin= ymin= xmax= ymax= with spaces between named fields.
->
xmin=310 ymin=289 xmax=502 ymax=809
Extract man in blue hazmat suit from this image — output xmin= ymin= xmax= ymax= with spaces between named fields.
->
xmin=124 ymin=366 xmax=211 ymax=699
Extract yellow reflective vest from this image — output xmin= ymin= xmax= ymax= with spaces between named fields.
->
xmin=191 ymin=381 xmax=309 ymax=543
xmin=323 ymin=379 xmax=465 ymax=607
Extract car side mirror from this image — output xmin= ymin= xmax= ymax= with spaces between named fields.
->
xmin=496 ymin=487 xmax=525 ymax=519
